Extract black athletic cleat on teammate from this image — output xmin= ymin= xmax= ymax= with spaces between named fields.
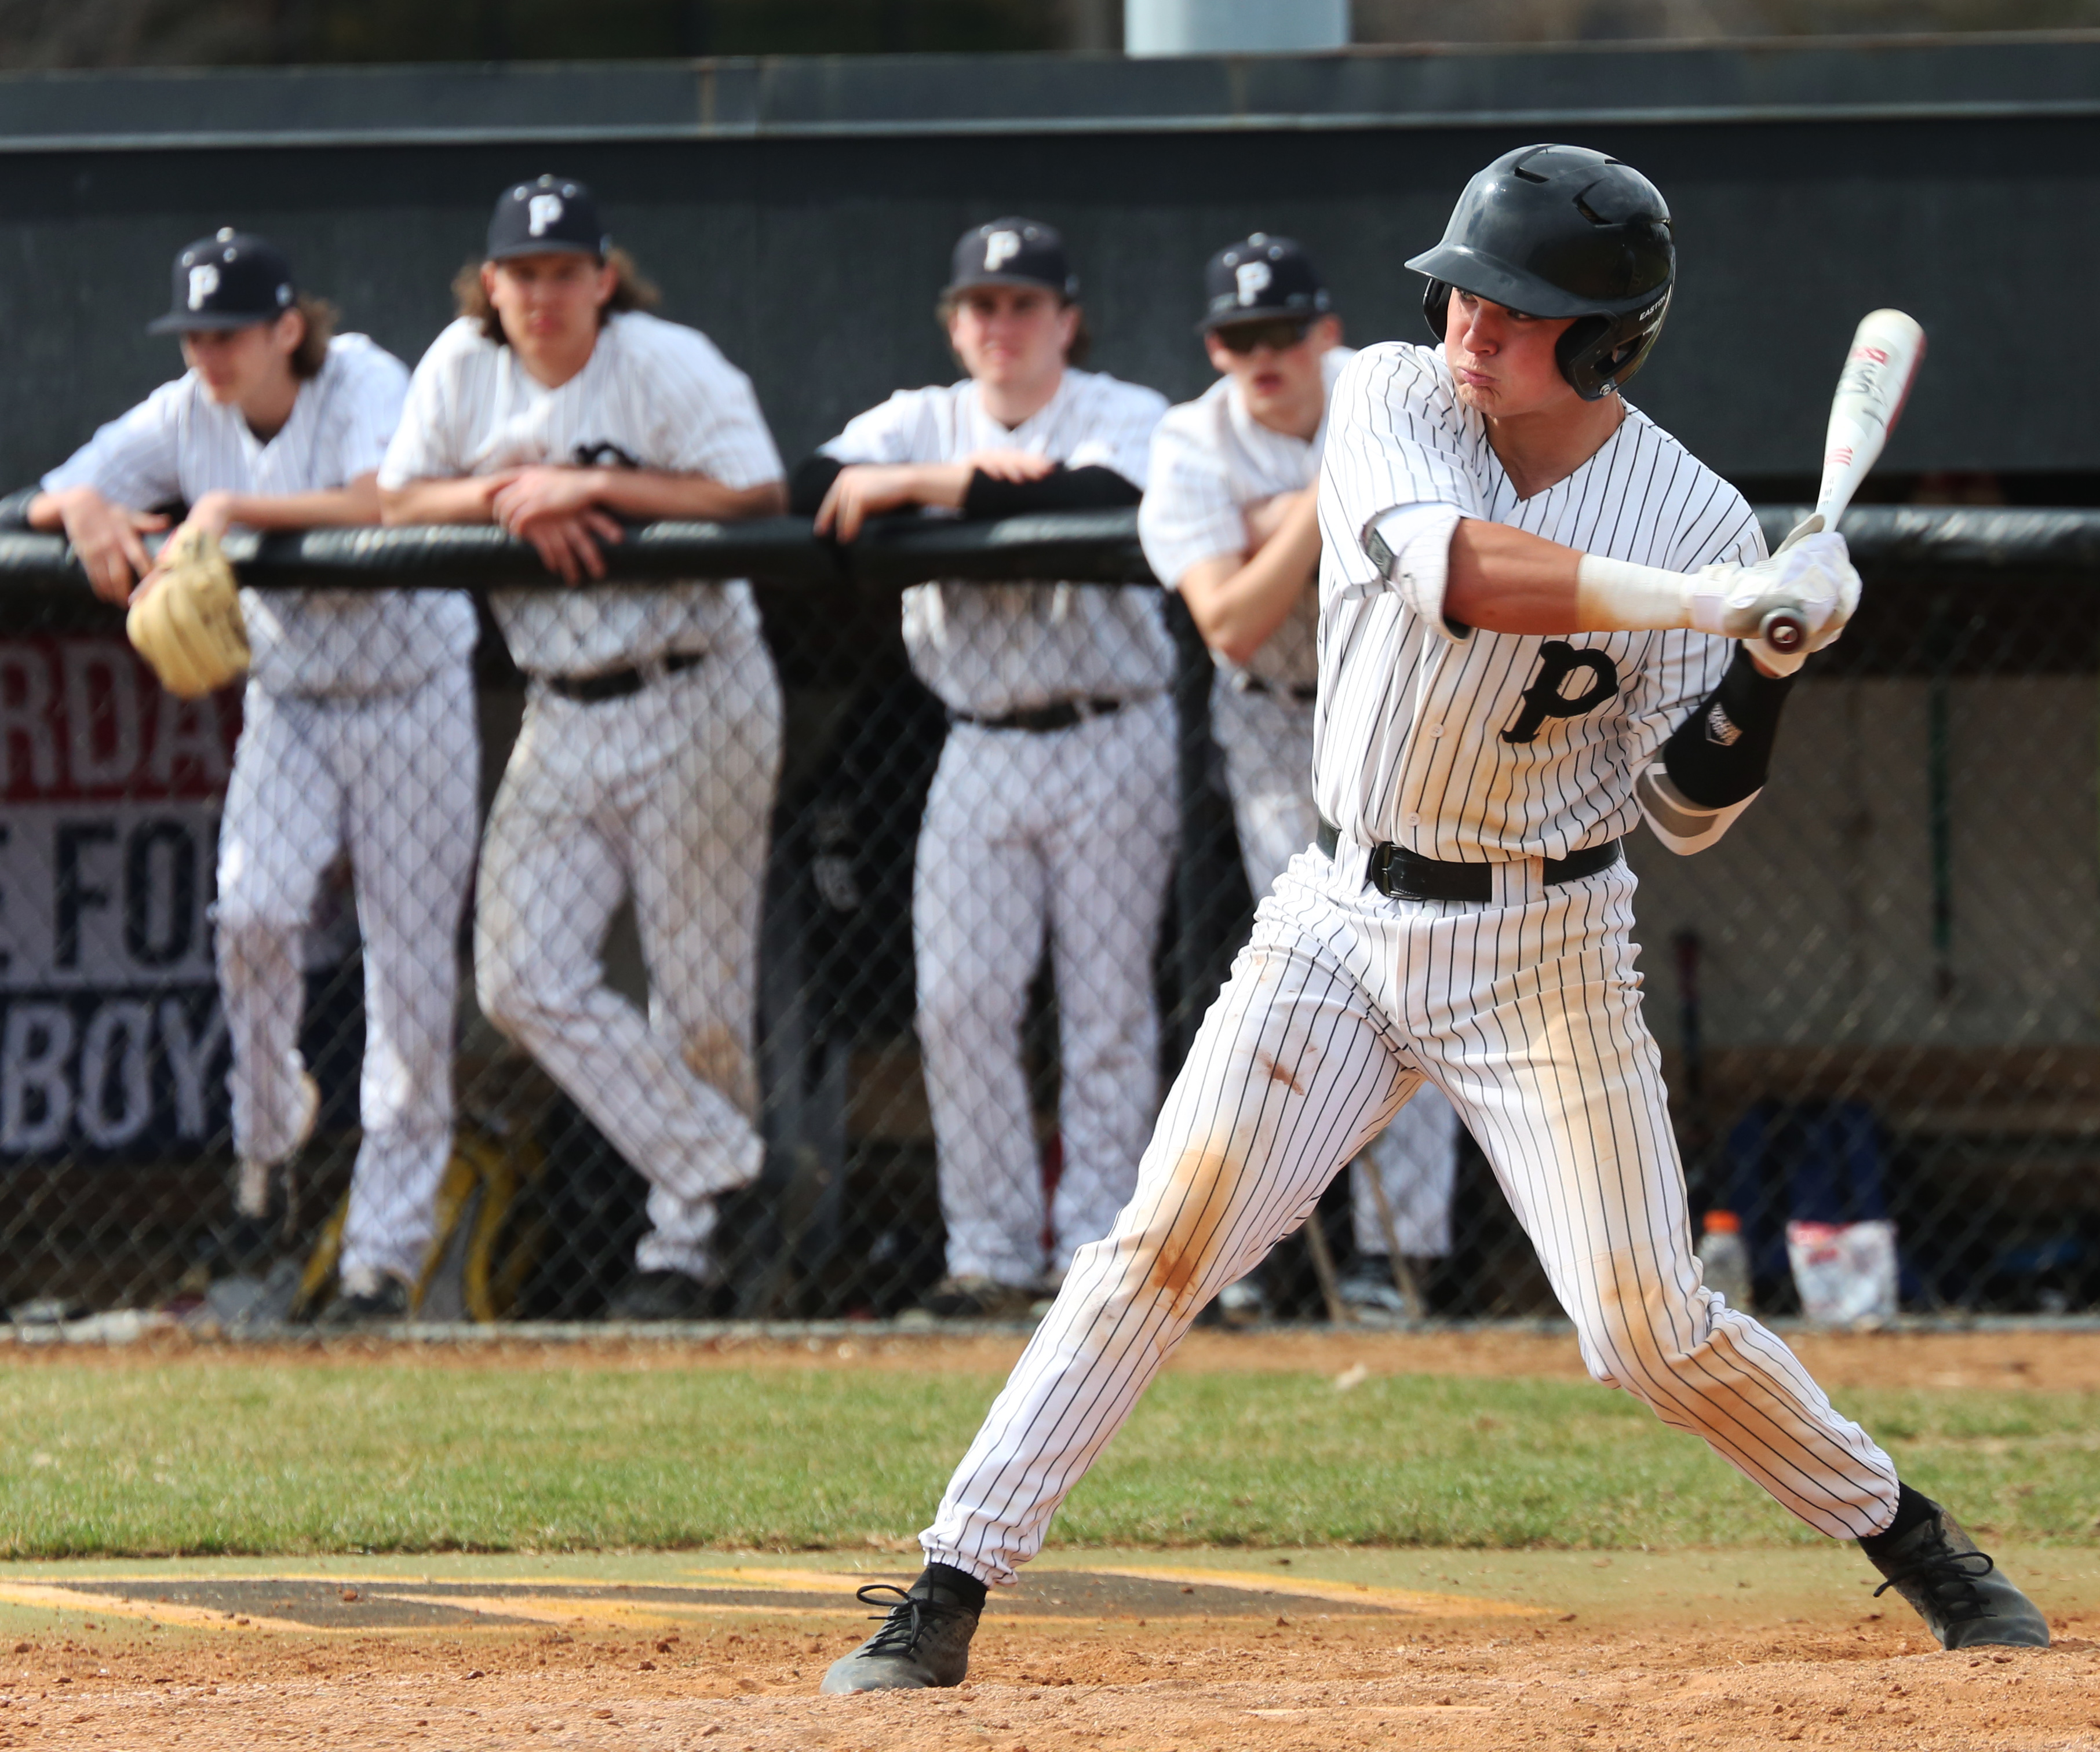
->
xmin=318 ymin=1268 xmax=411 ymax=1327
xmin=821 ymin=1578 xmax=980 ymax=1693
xmin=607 ymin=1268 xmax=730 ymax=1321
xmin=1861 ymin=1499 xmax=2049 ymax=1649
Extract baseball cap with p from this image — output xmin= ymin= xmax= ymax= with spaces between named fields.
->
xmin=487 ymin=175 xmax=610 ymax=262
xmin=1200 ymin=233 xmax=1330 ymax=333
xmin=148 ymin=229 xmax=297 ymax=334
xmin=945 ymin=217 xmax=1079 ymax=300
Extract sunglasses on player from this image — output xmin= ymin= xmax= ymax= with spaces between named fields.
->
xmin=1211 ymin=317 xmax=1314 ymax=355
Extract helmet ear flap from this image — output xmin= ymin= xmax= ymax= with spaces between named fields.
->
xmin=1420 ymin=279 xmax=1451 ymax=344
xmin=1555 ymin=313 xmax=1616 ymax=399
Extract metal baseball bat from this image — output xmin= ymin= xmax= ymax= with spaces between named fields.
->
xmin=1762 ymin=308 xmax=1927 ymax=649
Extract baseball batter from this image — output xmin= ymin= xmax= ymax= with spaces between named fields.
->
xmin=31 ymin=230 xmax=475 ymax=1324
xmin=1139 ymin=232 xmax=1459 ymax=1318
xmin=793 ymin=218 xmax=1168 ymax=1319
xmin=378 ymin=176 xmax=787 ymax=1320
xmin=824 ymin=147 xmax=2047 ymax=1691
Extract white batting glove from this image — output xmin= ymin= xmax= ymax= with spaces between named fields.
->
xmin=1700 ymin=531 xmax=1860 ymax=676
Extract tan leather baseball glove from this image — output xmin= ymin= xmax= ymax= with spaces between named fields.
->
xmin=125 ymin=525 xmax=250 ymax=698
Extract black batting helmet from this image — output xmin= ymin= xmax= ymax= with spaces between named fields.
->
xmin=1406 ymin=144 xmax=1674 ymax=401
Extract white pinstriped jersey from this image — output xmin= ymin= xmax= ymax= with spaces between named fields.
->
xmin=817 ymin=369 xmax=1169 ymax=716
xmin=1137 ymin=345 xmax=1353 ymax=690
xmin=43 ymin=334 xmax=467 ymax=698
xmin=1315 ymin=342 xmax=1763 ymax=859
xmin=379 ymin=311 xmax=783 ymax=679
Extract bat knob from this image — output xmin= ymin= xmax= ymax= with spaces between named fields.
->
xmin=1760 ymin=609 xmax=1807 ymax=654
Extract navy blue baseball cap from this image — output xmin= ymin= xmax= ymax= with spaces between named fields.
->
xmin=148 ymin=229 xmax=297 ymax=334
xmin=487 ymin=175 xmax=610 ymax=262
xmin=1200 ymin=233 xmax=1332 ymax=333
xmin=945 ymin=217 xmax=1079 ymax=300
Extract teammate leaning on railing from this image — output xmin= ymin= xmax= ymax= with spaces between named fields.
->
xmin=378 ymin=175 xmax=789 ymax=1323
xmin=28 ymin=231 xmax=475 ymax=1326
xmin=790 ymin=218 xmax=1171 ymax=1323
xmin=821 ymin=144 xmax=2048 ymax=1696
xmin=1140 ymin=231 xmax=1462 ymax=1326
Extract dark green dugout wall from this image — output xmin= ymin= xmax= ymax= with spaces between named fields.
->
xmin=0 ymin=34 xmax=2089 ymax=488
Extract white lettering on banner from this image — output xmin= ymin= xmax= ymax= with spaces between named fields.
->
xmin=0 ymin=636 xmax=236 ymax=1156
xmin=0 ymin=993 xmax=229 ymax=1155
xmin=0 ymin=806 xmax=220 ymax=988
xmin=159 ymin=998 xmax=228 ymax=1139
xmin=2 ymin=1001 xmax=72 ymax=1150
xmin=0 ymin=637 xmax=236 ymax=802
xmin=0 ymin=649 xmax=59 ymax=791
xmin=147 ymin=690 xmax=231 ymax=789
xmin=61 ymin=644 xmax=143 ymax=789
xmin=79 ymin=1000 xmax=154 ymax=1147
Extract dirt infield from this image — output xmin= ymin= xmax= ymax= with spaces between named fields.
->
xmin=0 ymin=1546 xmax=2095 ymax=1750
xmin=3 ymin=1326 xmax=2097 ymax=1747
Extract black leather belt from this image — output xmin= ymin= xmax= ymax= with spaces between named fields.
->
xmin=1238 ymin=677 xmax=1318 ymax=703
xmin=1315 ymin=816 xmax=1620 ymax=903
xmin=544 ymin=649 xmax=705 ymax=704
xmin=950 ymin=696 xmax=1127 ymax=733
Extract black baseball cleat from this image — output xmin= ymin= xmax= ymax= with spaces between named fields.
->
xmin=821 ymin=1578 xmax=980 ymax=1693
xmin=607 ymin=1268 xmax=728 ymax=1321
xmin=318 ymin=1268 xmax=411 ymax=1327
xmin=1861 ymin=1499 xmax=2050 ymax=1649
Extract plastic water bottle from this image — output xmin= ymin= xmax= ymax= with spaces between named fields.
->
xmin=1700 ymin=1209 xmax=1754 ymax=1312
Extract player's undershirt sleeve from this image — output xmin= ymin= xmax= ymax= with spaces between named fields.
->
xmin=41 ymin=383 xmax=185 ymax=511
xmin=959 ymin=464 xmax=1140 ymax=519
xmin=794 ymin=389 xmax=941 ymax=514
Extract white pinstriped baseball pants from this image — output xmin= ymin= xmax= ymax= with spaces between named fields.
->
xmin=1212 ymin=676 xmax=1459 ymax=1259
xmin=474 ymin=638 xmax=781 ymax=1279
xmin=214 ymin=664 xmax=479 ymax=1283
xmin=925 ymin=834 xmax=1900 ymax=1585
xmin=914 ymin=698 xmax=1177 ymax=1286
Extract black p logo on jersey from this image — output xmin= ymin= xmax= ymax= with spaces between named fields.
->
xmin=1501 ymin=641 xmax=1621 ymax=744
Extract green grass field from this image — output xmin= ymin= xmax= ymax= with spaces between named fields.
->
xmin=1 ymin=1356 xmax=2094 ymax=1559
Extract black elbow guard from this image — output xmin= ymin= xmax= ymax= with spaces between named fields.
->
xmin=961 ymin=464 xmax=1142 ymax=520
xmin=788 ymin=454 xmax=845 ymax=518
xmin=1661 ymin=645 xmax=1796 ymax=809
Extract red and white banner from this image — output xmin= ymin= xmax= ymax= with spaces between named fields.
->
xmin=0 ymin=636 xmax=239 ymax=1156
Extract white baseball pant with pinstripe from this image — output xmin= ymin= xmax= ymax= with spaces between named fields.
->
xmin=1212 ymin=677 xmax=1460 ymax=1262
xmin=923 ymin=837 xmax=1899 ymax=1585
xmin=472 ymin=634 xmax=781 ymax=1279
xmin=216 ymin=662 xmax=479 ymax=1284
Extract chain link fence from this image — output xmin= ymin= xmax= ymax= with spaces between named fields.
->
xmin=0 ymin=506 xmax=2094 ymax=1328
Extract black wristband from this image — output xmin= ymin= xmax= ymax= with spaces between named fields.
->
xmin=961 ymin=463 xmax=1141 ymax=521
xmin=0 ymin=486 xmax=41 ymax=530
xmin=788 ymin=454 xmax=845 ymax=518
xmin=1660 ymin=644 xmax=1796 ymax=809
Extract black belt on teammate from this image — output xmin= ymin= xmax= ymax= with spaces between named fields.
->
xmin=1315 ymin=816 xmax=1620 ymax=904
xmin=949 ymin=696 xmax=1130 ymax=733
xmin=544 ymin=649 xmax=705 ymax=705
xmin=1236 ymin=677 xmax=1318 ymax=703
